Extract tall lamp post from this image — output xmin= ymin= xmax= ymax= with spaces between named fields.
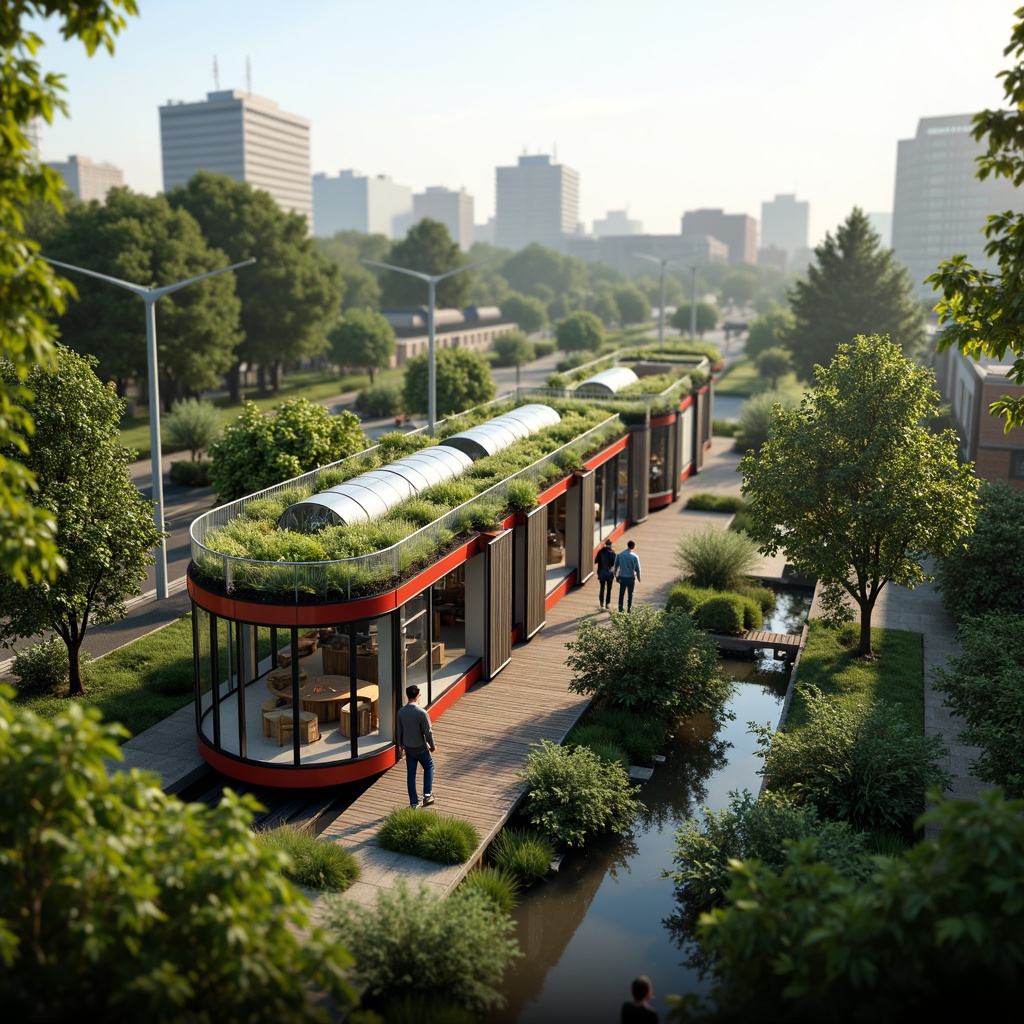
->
xmin=633 ymin=252 xmax=683 ymax=345
xmin=45 ymin=256 xmax=256 ymax=599
xmin=689 ymin=265 xmax=699 ymax=339
xmin=363 ymin=258 xmax=488 ymax=436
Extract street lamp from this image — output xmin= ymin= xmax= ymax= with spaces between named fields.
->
xmin=633 ymin=252 xmax=684 ymax=346
xmin=363 ymin=258 xmax=489 ymax=436
xmin=45 ymin=256 xmax=256 ymax=599
xmin=690 ymin=265 xmax=699 ymax=339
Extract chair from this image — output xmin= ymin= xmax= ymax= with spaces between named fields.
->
xmin=339 ymin=697 xmax=373 ymax=739
xmin=275 ymin=709 xmax=320 ymax=747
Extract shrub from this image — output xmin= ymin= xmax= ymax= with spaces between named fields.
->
xmin=504 ymin=478 xmax=539 ymax=512
xmin=734 ymin=580 xmax=776 ymax=614
xmin=376 ymin=995 xmax=476 ymax=1024
xmin=728 ymin=509 xmax=755 ymax=535
xmin=667 ymin=789 xmax=871 ymax=911
xmin=755 ymin=687 xmax=952 ymax=832
xmin=168 ymin=459 xmax=212 ymax=486
xmin=533 ymin=339 xmax=557 ymax=358
xmin=488 ymin=828 xmax=555 ymax=886
xmin=378 ymin=806 xmax=430 ymax=854
xmin=12 ymin=638 xmax=70 ymax=694
xmin=256 ymin=824 xmax=359 ymax=892
xmin=665 ymin=582 xmax=716 ymax=615
xmin=161 ymin=397 xmax=220 ymax=461
xmin=733 ymin=390 xmax=789 ymax=454
xmin=517 ymin=740 xmax=639 ymax=848
xmin=684 ymin=493 xmax=746 ymax=514
xmin=713 ymin=419 xmax=739 ymax=437
xmin=674 ymin=524 xmax=762 ymax=591
xmin=459 ymin=866 xmax=521 ymax=913
xmin=583 ymin=704 xmax=668 ymax=766
xmin=492 ymin=331 xmax=535 ymax=367
xmin=378 ymin=807 xmax=480 ymax=864
xmin=355 ymin=380 xmax=404 ymax=417
xmin=324 ymin=880 xmax=520 ymax=1015
xmin=694 ymin=594 xmax=746 ymax=633
xmin=584 ymin=739 xmax=631 ymax=767
xmin=565 ymin=604 xmax=731 ymax=723
xmin=935 ymin=613 xmax=1024 ymax=796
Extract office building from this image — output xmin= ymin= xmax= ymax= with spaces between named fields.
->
xmin=313 ymin=170 xmax=413 ymax=239
xmin=565 ymin=233 xmax=728 ymax=274
xmin=868 ymin=211 xmax=892 ymax=249
xmin=160 ymin=90 xmax=312 ymax=226
xmin=681 ymin=208 xmax=757 ymax=264
xmin=495 ymin=154 xmax=579 ymax=251
xmin=593 ymin=210 xmax=643 ymax=237
xmin=47 ymin=154 xmax=124 ymax=203
xmin=893 ymin=113 xmax=1023 ymax=301
xmin=412 ymin=186 xmax=474 ymax=248
xmin=760 ymin=194 xmax=809 ymax=258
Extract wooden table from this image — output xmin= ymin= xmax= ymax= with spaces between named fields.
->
xmin=302 ymin=676 xmax=380 ymax=728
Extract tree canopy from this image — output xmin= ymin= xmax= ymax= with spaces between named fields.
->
xmin=377 ymin=218 xmax=470 ymax=309
xmin=168 ymin=171 xmax=341 ymax=397
xmin=402 ymin=348 xmax=496 ymax=417
xmin=613 ymin=284 xmax=651 ymax=325
xmin=555 ymin=310 xmax=604 ymax=353
xmin=1 ymin=0 xmax=138 ymax=587
xmin=671 ymin=302 xmax=719 ymax=337
xmin=783 ymin=208 xmax=926 ymax=380
xmin=0 ymin=347 xmax=162 ymax=695
xmin=740 ymin=334 xmax=979 ymax=657
xmin=499 ymin=291 xmax=548 ymax=334
xmin=328 ymin=307 xmax=395 ymax=383
xmin=929 ymin=8 xmax=1024 ymax=429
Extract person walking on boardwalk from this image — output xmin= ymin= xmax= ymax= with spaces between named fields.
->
xmin=614 ymin=539 xmax=642 ymax=613
xmin=396 ymin=684 xmax=436 ymax=807
xmin=595 ymin=537 xmax=617 ymax=609
xmin=621 ymin=975 xmax=658 ymax=1022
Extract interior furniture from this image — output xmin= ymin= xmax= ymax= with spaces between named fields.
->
xmin=273 ymin=709 xmax=319 ymax=746
xmin=311 ymin=676 xmax=380 ymax=729
xmin=338 ymin=696 xmax=374 ymax=738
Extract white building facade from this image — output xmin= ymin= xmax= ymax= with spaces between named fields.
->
xmin=313 ymin=170 xmax=413 ymax=239
xmin=413 ymin=186 xmax=474 ymax=248
xmin=495 ymin=154 xmax=579 ymax=251
xmin=760 ymin=193 xmax=809 ymax=257
xmin=47 ymin=154 xmax=124 ymax=203
xmin=160 ymin=90 xmax=312 ymax=226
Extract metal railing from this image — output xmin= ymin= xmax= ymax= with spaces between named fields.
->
xmin=190 ymin=415 xmax=623 ymax=604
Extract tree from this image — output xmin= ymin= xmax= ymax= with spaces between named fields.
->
xmin=671 ymin=302 xmax=719 ymax=337
xmin=555 ymin=310 xmax=604 ymax=353
xmin=929 ymin=11 xmax=1024 ymax=429
xmin=739 ymin=334 xmax=979 ymax=657
xmin=0 ymin=347 xmax=162 ymax=696
xmin=744 ymin=308 xmax=794 ymax=360
xmin=339 ymin=264 xmax=382 ymax=310
xmin=783 ymin=208 xmax=926 ymax=380
xmin=328 ymin=307 xmax=395 ymax=383
xmin=43 ymin=187 xmax=244 ymax=404
xmin=491 ymin=330 xmax=535 ymax=385
xmin=402 ymin=348 xmax=496 ymax=417
xmin=613 ymin=284 xmax=651 ymax=325
xmin=500 ymin=243 xmax=585 ymax=299
xmin=500 ymin=291 xmax=547 ymax=334
xmin=0 ymin=692 xmax=358 ymax=1021
xmin=209 ymin=398 xmax=367 ymax=502
xmin=168 ymin=171 xmax=342 ymax=398
xmin=755 ymin=346 xmax=792 ymax=388
xmin=378 ymin=218 xmax=470 ymax=309
xmin=591 ymin=289 xmax=621 ymax=327
xmin=161 ymin=398 xmax=220 ymax=462
xmin=719 ymin=269 xmax=759 ymax=308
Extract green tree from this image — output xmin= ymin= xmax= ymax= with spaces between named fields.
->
xmin=0 ymin=347 xmax=162 ymax=696
xmin=719 ymin=269 xmax=759 ymax=308
xmin=740 ymin=334 xmax=979 ymax=657
xmin=500 ymin=243 xmax=585 ymax=299
xmin=591 ymin=289 xmax=621 ymax=327
xmin=671 ymin=302 xmax=719 ymax=337
xmin=1 ymin=1 xmax=137 ymax=589
xmin=555 ymin=310 xmax=604 ymax=353
xmin=43 ymin=187 xmax=244 ymax=404
xmin=565 ymin=603 xmax=730 ymax=723
xmin=402 ymin=348 xmax=496 ymax=417
xmin=378 ymin=218 xmax=470 ymax=309
xmin=161 ymin=397 xmax=220 ymax=461
xmin=677 ymin=790 xmax=1024 ymax=1022
xmin=745 ymin=308 xmax=794 ymax=360
xmin=0 ymin=692 xmax=359 ymax=1021
xmin=169 ymin=170 xmax=342 ymax=398
xmin=339 ymin=264 xmax=382 ymax=310
xmin=491 ymin=329 xmax=535 ymax=385
xmin=755 ymin=346 xmax=792 ymax=388
xmin=328 ymin=307 xmax=396 ymax=383
xmin=613 ymin=284 xmax=651 ymax=325
xmin=929 ymin=10 xmax=1024 ymax=429
xmin=784 ymin=208 xmax=926 ymax=380
xmin=500 ymin=291 xmax=548 ymax=334
xmin=209 ymin=398 xmax=367 ymax=502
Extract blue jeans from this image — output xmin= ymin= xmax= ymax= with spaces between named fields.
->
xmin=405 ymin=746 xmax=434 ymax=806
xmin=617 ymin=577 xmax=636 ymax=611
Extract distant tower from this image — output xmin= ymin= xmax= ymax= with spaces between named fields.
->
xmin=159 ymin=90 xmax=312 ymax=227
xmin=760 ymin=194 xmax=809 ymax=257
xmin=494 ymin=154 xmax=579 ymax=251
xmin=47 ymin=154 xmax=124 ymax=203
xmin=412 ymin=186 xmax=475 ymax=249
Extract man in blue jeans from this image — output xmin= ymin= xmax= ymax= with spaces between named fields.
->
xmin=614 ymin=539 xmax=642 ymax=612
xmin=396 ymin=684 xmax=436 ymax=807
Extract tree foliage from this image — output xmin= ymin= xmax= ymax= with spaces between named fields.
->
xmin=208 ymin=398 xmax=367 ymax=502
xmin=929 ymin=9 xmax=1024 ymax=429
xmin=613 ymin=283 xmax=651 ymax=325
xmin=744 ymin=308 xmax=794 ymax=359
xmin=0 ymin=347 xmax=162 ymax=696
xmin=499 ymin=291 xmax=547 ymax=334
xmin=783 ymin=208 xmax=925 ymax=380
xmin=491 ymin=330 xmax=535 ymax=369
xmin=0 ymin=691 xmax=359 ymax=1022
xmin=671 ymin=302 xmax=719 ymax=337
xmin=161 ymin=397 xmax=220 ymax=461
xmin=402 ymin=348 xmax=496 ymax=416
xmin=755 ymin=346 xmax=792 ymax=388
xmin=500 ymin=243 xmax=585 ymax=299
xmin=555 ymin=310 xmax=604 ymax=353
xmin=328 ymin=307 xmax=395 ymax=383
xmin=740 ymin=334 xmax=979 ymax=656
xmin=378 ymin=218 xmax=470 ymax=309
xmin=565 ymin=603 xmax=731 ymax=723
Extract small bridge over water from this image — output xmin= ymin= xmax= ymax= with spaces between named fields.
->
xmin=707 ymin=628 xmax=805 ymax=662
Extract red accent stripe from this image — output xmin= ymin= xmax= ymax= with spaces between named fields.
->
xmin=545 ymin=571 xmax=576 ymax=611
xmin=650 ymin=411 xmax=677 ymax=428
xmin=649 ymin=492 xmax=673 ymax=509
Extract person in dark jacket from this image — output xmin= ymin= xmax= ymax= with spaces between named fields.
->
xmin=595 ymin=538 xmax=617 ymax=609
xmin=396 ymin=684 xmax=436 ymax=807
xmin=621 ymin=975 xmax=658 ymax=1022
xmin=614 ymin=539 xmax=642 ymax=613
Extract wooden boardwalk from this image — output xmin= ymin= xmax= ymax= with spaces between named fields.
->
xmin=315 ymin=437 xmax=791 ymax=913
xmin=707 ymin=628 xmax=803 ymax=661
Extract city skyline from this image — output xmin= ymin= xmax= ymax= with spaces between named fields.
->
xmin=31 ymin=0 xmax=1016 ymax=247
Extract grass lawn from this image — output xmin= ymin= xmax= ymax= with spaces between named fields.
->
xmin=786 ymin=619 xmax=924 ymax=733
xmin=714 ymin=357 xmax=802 ymax=398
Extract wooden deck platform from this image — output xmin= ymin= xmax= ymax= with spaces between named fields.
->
xmin=707 ymin=628 xmax=804 ymax=661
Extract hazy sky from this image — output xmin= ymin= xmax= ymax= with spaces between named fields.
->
xmin=31 ymin=0 xmax=1020 ymax=246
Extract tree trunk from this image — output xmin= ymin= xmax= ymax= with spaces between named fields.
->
xmin=272 ymin=362 xmax=283 ymax=394
xmin=368 ymin=365 xmax=376 ymax=384
xmin=257 ymin=365 xmax=267 ymax=391
xmin=227 ymin=362 xmax=241 ymax=403
xmin=67 ymin=638 xmax=86 ymax=697
xmin=856 ymin=596 xmax=875 ymax=657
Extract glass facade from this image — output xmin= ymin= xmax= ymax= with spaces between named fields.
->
xmin=650 ymin=424 xmax=671 ymax=497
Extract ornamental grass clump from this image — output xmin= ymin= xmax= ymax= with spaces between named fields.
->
xmin=460 ymin=865 xmax=522 ymax=913
xmin=256 ymin=824 xmax=360 ymax=893
xmin=378 ymin=807 xmax=480 ymax=864
xmin=488 ymin=828 xmax=555 ymax=886
xmin=674 ymin=524 xmax=762 ymax=591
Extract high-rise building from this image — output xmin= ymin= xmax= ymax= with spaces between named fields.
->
xmin=47 ymin=154 xmax=124 ymax=203
xmin=412 ymin=186 xmax=474 ymax=248
xmin=680 ymin=208 xmax=757 ymax=264
xmin=867 ymin=211 xmax=892 ymax=249
xmin=593 ymin=210 xmax=643 ymax=237
xmin=312 ymin=170 xmax=413 ymax=239
xmin=893 ymin=113 xmax=1023 ymax=301
xmin=495 ymin=154 xmax=579 ymax=251
xmin=565 ymin=233 xmax=727 ymax=273
xmin=159 ymin=90 xmax=312 ymax=226
xmin=760 ymin=194 xmax=808 ymax=257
